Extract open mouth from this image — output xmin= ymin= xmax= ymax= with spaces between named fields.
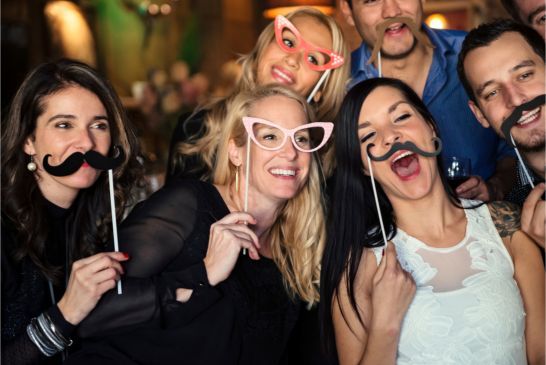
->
xmin=516 ymin=106 xmax=541 ymax=127
xmin=271 ymin=66 xmax=294 ymax=85
xmin=385 ymin=23 xmax=407 ymax=35
xmin=391 ymin=151 xmax=420 ymax=179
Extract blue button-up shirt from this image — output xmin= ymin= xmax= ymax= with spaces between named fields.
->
xmin=349 ymin=24 xmax=514 ymax=180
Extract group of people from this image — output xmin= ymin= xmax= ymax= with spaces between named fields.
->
xmin=1 ymin=2 xmax=544 ymax=365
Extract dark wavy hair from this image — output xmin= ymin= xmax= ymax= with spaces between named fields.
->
xmin=320 ymin=77 xmax=461 ymax=353
xmin=1 ymin=59 xmax=143 ymax=282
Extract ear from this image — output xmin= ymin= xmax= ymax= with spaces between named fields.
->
xmin=312 ymin=89 xmax=323 ymax=103
xmin=228 ymin=138 xmax=243 ymax=167
xmin=23 ymin=136 xmax=36 ymax=155
xmin=468 ymin=101 xmax=491 ymax=129
xmin=340 ymin=0 xmax=356 ymax=27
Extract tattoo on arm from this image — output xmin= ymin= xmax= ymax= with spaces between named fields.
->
xmin=488 ymin=201 xmax=522 ymax=238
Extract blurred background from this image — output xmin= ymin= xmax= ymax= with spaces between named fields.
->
xmin=1 ymin=0 xmax=510 ymax=188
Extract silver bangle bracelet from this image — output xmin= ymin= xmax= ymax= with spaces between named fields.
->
xmin=36 ymin=314 xmax=64 ymax=351
xmin=26 ymin=319 xmax=58 ymax=357
xmin=42 ymin=312 xmax=73 ymax=347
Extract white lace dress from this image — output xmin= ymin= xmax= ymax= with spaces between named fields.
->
xmin=372 ymin=201 xmax=527 ymax=365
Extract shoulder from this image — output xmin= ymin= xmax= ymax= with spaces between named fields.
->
xmin=428 ymin=27 xmax=467 ymax=50
xmin=487 ymin=201 xmax=522 ymax=239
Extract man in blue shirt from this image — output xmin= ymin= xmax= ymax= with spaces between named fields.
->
xmin=340 ymin=0 xmax=516 ymax=201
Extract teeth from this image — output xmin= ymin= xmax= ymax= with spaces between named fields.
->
xmin=272 ymin=68 xmax=293 ymax=83
xmin=517 ymin=107 xmax=540 ymax=125
xmin=271 ymin=168 xmax=296 ymax=176
xmin=387 ymin=24 xmax=403 ymax=31
xmin=392 ymin=151 xmax=413 ymax=164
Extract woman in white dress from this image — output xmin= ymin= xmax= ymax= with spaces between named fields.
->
xmin=320 ymin=77 xmax=545 ymax=365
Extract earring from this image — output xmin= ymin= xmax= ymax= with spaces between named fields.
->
xmin=27 ymin=155 xmax=37 ymax=172
xmin=235 ymin=165 xmax=240 ymax=193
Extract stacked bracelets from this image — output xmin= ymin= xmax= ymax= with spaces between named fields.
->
xmin=26 ymin=312 xmax=73 ymax=357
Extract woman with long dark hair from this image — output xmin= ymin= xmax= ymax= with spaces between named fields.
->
xmin=321 ymin=78 xmax=544 ymax=364
xmin=1 ymin=59 xmax=142 ymax=364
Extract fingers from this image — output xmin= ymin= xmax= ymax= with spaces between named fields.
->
xmin=72 ymin=251 xmax=129 ymax=270
xmin=522 ymin=184 xmax=546 ymax=245
xmin=216 ymin=211 xmax=257 ymax=226
xmin=456 ymin=176 xmax=488 ymax=201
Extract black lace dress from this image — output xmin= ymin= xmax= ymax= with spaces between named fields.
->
xmin=69 ymin=178 xmax=301 ymax=365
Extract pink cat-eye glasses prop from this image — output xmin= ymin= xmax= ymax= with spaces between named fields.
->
xmin=274 ymin=15 xmax=344 ymax=72
xmin=242 ymin=116 xmax=334 ymax=153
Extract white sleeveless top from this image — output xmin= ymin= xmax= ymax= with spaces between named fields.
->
xmin=372 ymin=201 xmax=527 ymax=365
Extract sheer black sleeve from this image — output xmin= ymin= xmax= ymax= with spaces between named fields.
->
xmin=78 ymin=180 xmax=225 ymax=338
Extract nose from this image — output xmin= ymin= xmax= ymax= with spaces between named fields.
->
xmin=284 ymin=51 xmax=302 ymax=69
xmin=74 ymin=128 xmax=95 ymax=152
xmin=503 ymin=83 xmax=528 ymax=109
xmin=382 ymin=0 xmax=403 ymax=18
xmin=383 ymin=129 xmax=402 ymax=147
xmin=279 ymin=139 xmax=298 ymax=160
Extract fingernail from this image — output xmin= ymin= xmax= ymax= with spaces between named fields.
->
xmin=122 ymin=252 xmax=130 ymax=259
xmin=382 ymin=249 xmax=385 ymax=257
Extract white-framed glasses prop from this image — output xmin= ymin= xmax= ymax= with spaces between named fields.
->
xmin=242 ymin=117 xmax=334 ymax=153
xmin=274 ymin=15 xmax=344 ymax=72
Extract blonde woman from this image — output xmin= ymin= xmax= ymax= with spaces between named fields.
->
xmin=167 ymin=7 xmax=349 ymax=181
xmin=69 ymin=85 xmax=330 ymax=365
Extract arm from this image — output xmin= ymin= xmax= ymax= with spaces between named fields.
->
xmin=489 ymin=201 xmax=545 ymax=365
xmin=78 ymin=182 xmax=223 ymax=337
xmin=333 ymin=245 xmax=415 ymax=365
xmin=457 ymin=156 xmax=516 ymax=201
xmin=521 ymin=183 xmax=545 ymax=247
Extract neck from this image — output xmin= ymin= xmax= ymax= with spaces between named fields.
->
xmin=36 ymin=179 xmax=78 ymax=209
xmin=523 ymin=148 xmax=545 ymax=176
xmin=388 ymin=178 xmax=465 ymax=247
xmin=374 ymin=36 xmax=433 ymax=97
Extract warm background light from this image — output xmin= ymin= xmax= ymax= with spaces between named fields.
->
xmin=263 ymin=5 xmax=334 ymax=18
xmin=44 ymin=1 xmax=96 ymax=66
xmin=426 ymin=13 xmax=449 ymax=29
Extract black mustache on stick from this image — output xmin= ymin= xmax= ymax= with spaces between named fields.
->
xmin=43 ymin=147 xmax=125 ymax=177
xmin=367 ymin=137 xmax=443 ymax=162
xmin=501 ymin=94 xmax=545 ymax=147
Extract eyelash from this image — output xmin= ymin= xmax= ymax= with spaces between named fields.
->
xmin=361 ymin=131 xmax=376 ymax=144
xmin=394 ymin=113 xmax=411 ymax=122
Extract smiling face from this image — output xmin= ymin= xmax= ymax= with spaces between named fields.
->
xmin=342 ymin=0 xmax=424 ymax=59
xmin=465 ymin=32 xmax=545 ymax=152
xmin=256 ymin=15 xmax=333 ymax=97
xmin=233 ymin=95 xmax=311 ymax=204
xmin=357 ymin=85 xmax=439 ymax=201
xmin=24 ymin=85 xmax=112 ymax=205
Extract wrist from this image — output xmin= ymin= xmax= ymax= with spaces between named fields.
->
xmin=202 ymin=258 xmax=219 ymax=286
xmin=56 ymin=298 xmax=80 ymax=326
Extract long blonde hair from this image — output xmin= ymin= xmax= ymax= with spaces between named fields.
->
xmin=213 ymin=85 xmax=326 ymax=305
xmin=173 ymin=7 xmax=349 ymax=179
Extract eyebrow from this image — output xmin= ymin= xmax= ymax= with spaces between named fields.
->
xmin=47 ymin=114 xmax=108 ymax=123
xmin=358 ymin=100 xmax=409 ymax=129
xmin=476 ymin=60 xmax=536 ymax=97
xmin=527 ymin=5 xmax=545 ymax=24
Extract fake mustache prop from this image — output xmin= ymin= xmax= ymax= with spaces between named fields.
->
xmin=501 ymin=94 xmax=545 ymax=147
xmin=43 ymin=147 xmax=125 ymax=177
xmin=367 ymin=137 xmax=443 ymax=162
xmin=367 ymin=17 xmax=434 ymax=66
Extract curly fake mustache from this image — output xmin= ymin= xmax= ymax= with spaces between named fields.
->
xmin=366 ymin=137 xmax=442 ymax=162
xmin=42 ymin=147 xmax=125 ymax=177
xmin=501 ymin=94 xmax=545 ymax=147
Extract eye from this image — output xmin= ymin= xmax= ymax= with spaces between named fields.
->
xmin=262 ymin=133 xmax=278 ymax=141
xmin=307 ymin=54 xmax=319 ymax=66
xmin=534 ymin=12 xmax=545 ymax=25
xmin=484 ymin=89 xmax=498 ymax=101
xmin=518 ymin=71 xmax=534 ymax=81
xmin=394 ymin=113 xmax=411 ymax=123
xmin=363 ymin=0 xmax=380 ymax=5
xmin=91 ymin=121 xmax=109 ymax=130
xmin=295 ymin=134 xmax=310 ymax=144
xmin=283 ymin=38 xmax=295 ymax=48
xmin=55 ymin=122 xmax=71 ymax=129
xmin=360 ymin=131 xmax=376 ymax=144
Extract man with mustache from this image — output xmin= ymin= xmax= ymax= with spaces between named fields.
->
xmin=458 ymin=19 xmax=545 ymax=246
xmin=340 ymin=0 xmax=516 ymax=202
xmin=500 ymin=0 xmax=545 ymax=39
